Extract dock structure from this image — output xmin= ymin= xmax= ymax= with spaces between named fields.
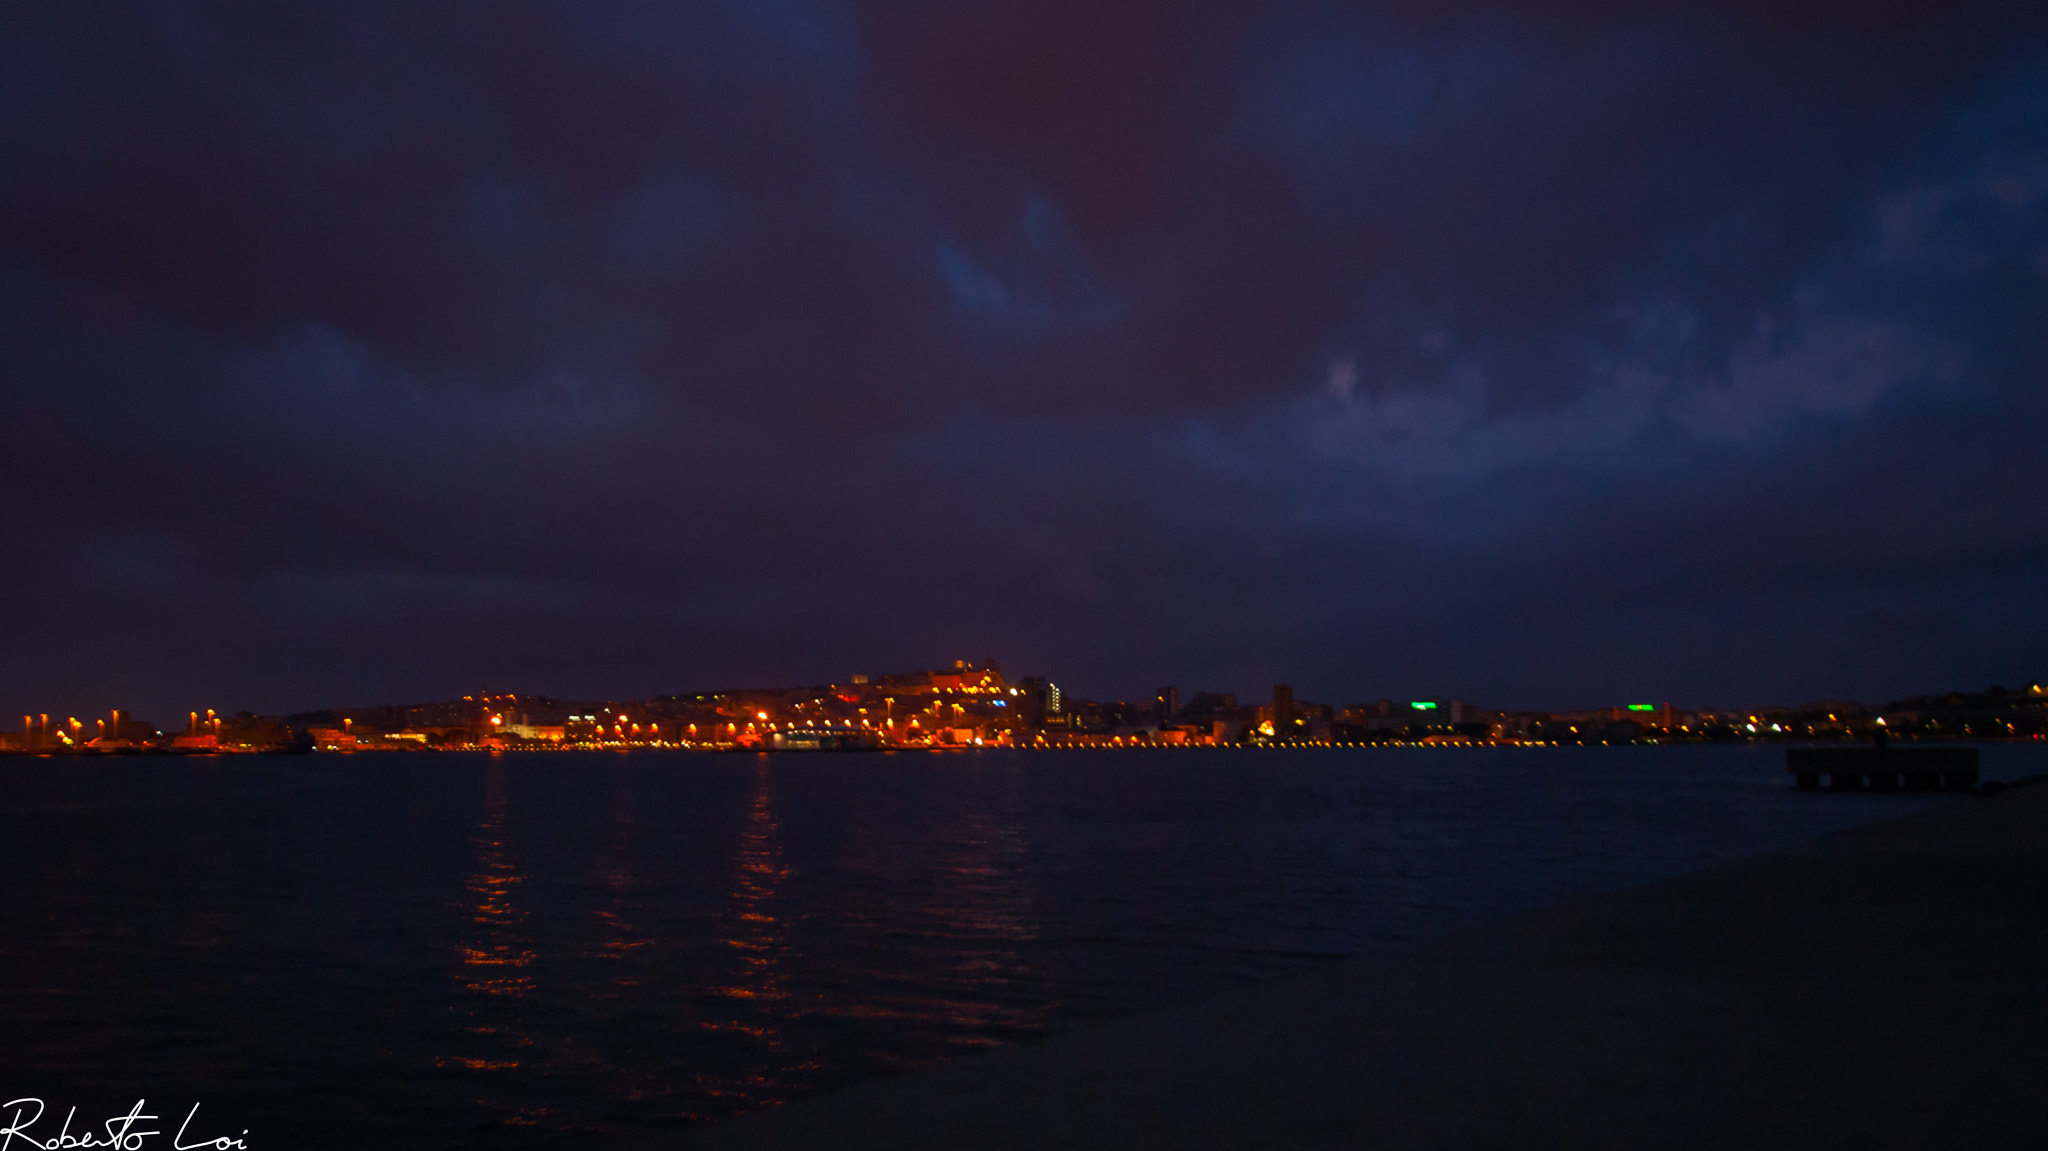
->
xmin=1785 ymin=746 xmax=1978 ymax=791
xmin=767 ymin=728 xmax=881 ymax=752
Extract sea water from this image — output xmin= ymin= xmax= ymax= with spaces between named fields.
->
xmin=2 ymin=744 xmax=2039 ymax=1148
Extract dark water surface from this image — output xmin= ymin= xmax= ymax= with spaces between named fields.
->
xmin=4 ymin=744 xmax=2040 ymax=1148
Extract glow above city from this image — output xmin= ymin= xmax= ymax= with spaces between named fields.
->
xmin=0 ymin=2 xmax=2043 ymax=721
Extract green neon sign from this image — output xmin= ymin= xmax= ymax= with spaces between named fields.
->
xmin=1627 ymin=704 xmax=1655 ymax=712
xmin=1410 ymin=702 xmax=1437 ymax=710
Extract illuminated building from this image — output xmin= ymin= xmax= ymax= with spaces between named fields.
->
xmin=1018 ymin=677 xmax=1061 ymax=727
xmin=1154 ymin=686 xmax=1180 ymax=722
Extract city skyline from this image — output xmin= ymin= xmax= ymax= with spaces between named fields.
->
xmin=8 ymin=656 xmax=2040 ymax=754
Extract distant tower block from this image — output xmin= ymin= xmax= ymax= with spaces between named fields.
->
xmin=1155 ymin=686 xmax=1180 ymax=720
xmin=1273 ymin=684 xmax=1295 ymax=729
xmin=1018 ymin=677 xmax=1061 ymax=727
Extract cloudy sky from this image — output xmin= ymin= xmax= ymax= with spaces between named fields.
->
xmin=3 ymin=0 xmax=2045 ymax=720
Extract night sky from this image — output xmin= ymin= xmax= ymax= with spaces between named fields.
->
xmin=4 ymin=1 xmax=2045 ymax=722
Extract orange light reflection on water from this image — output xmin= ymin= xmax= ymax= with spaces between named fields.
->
xmin=590 ymin=777 xmax=651 ymax=976
xmin=818 ymin=759 xmax=1047 ymax=1040
xmin=460 ymin=809 xmax=536 ymax=997
xmin=444 ymin=766 xmax=537 ymax=1077
xmin=698 ymin=759 xmax=805 ymax=1106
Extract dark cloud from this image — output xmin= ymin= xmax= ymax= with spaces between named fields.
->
xmin=1 ymin=0 xmax=2044 ymax=721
